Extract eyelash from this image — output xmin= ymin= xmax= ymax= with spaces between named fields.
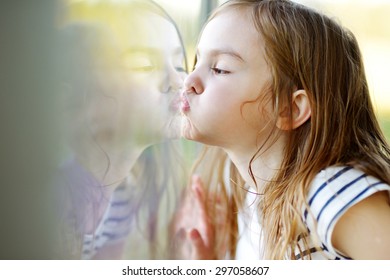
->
xmin=192 ymin=56 xmax=230 ymax=75
xmin=211 ymin=67 xmax=230 ymax=75
xmin=175 ymin=66 xmax=187 ymax=73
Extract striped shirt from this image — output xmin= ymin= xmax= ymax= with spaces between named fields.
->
xmin=236 ymin=166 xmax=390 ymax=260
xmin=59 ymin=158 xmax=138 ymax=259
xmin=81 ymin=181 xmax=135 ymax=259
xmin=301 ymin=165 xmax=390 ymax=259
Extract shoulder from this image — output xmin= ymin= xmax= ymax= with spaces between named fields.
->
xmin=331 ymin=189 xmax=390 ymax=259
xmin=304 ymin=165 xmax=390 ymax=259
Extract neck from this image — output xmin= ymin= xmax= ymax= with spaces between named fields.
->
xmin=66 ymin=140 xmax=149 ymax=235
xmin=224 ymin=136 xmax=285 ymax=192
xmin=74 ymin=142 xmax=147 ymax=190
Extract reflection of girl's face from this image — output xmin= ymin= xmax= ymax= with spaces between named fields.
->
xmin=87 ymin=12 xmax=187 ymax=150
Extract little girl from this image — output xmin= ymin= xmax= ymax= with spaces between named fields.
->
xmin=173 ymin=0 xmax=390 ymax=260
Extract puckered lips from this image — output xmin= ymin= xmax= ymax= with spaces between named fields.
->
xmin=180 ymin=92 xmax=190 ymax=113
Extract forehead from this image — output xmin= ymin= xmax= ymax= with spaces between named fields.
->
xmin=198 ymin=8 xmax=262 ymax=59
xmin=125 ymin=12 xmax=182 ymax=52
xmin=69 ymin=6 xmax=182 ymax=54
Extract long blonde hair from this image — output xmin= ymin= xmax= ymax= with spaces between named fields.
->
xmin=193 ymin=0 xmax=390 ymax=259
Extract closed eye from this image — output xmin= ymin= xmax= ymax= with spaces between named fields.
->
xmin=175 ymin=66 xmax=187 ymax=73
xmin=211 ymin=67 xmax=230 ymax=75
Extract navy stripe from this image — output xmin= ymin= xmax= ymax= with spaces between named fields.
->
xmin=104 ymin=216 xmax=132 ymax=224
xmin=337 ymin=253 xmax=352 ymax=260
xmin=101 ymin=230 xmax=130 ymax=240
xmin=110 ymin=200 xmax=130 ymax=207
xmin=304 ymin=166 xmax=352 ymax=220
xmin=104 ymin=210 xmax=135 ymax=224
xmin=324 ymin=182 xmax=384 ymax=249
xmin=316 ymin=174 xmax=367 ymax=221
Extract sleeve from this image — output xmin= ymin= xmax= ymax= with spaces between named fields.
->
xmin=304 ymin=166 xmax=390 ymax=258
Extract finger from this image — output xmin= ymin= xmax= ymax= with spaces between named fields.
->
xmin=189 ymin=228 xmax=207 ymax=253
xmin=189 ymin=228 xmax=214 ymax=260
xmin=191 ymin=174 xmax=205 ymax=201
xmin=187 ymin=176 xmax=207 ymax=218
xmin=190 ymin=176 xmax=215 ymax=247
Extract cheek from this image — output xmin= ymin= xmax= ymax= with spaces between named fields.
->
xmin=240 ymin=102 xmax=264 ymax=130
xmin=202 ymin=87 xmax=272 ymax=132
xmin=82 ymin=95 xmax=118 ymax=140
xmin=201 ymin=83 xmax=252 ymax=121
xmin=131 ymin=87 xmax=173 ymax=129
xmin=192 ymin=94 xmax=244 ymax=136
xmin=241 ymin=94 xmax=275 ymax=133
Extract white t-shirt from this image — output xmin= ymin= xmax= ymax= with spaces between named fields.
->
xmin=235 ymin=166 xmax=390 ymax=260
xmin=235 ymin=189 xmax=263 ymax=259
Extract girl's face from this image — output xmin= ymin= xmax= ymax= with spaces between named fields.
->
xmin=84 ymin=12 xmax=186 ymax=150
xmin=181 ymin=9 xmax=274 ymax=151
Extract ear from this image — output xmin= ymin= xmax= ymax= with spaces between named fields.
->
xmin=276 ymin=89 xmax=311 ymax=130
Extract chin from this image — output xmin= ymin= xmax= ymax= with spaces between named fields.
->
xmin=179 ymin=116 xmax=195 ymax=140
xmin=179 ymin=115 xmax=217 ymax=145
xmin=162 ymin=115 xmax=182 ymax=140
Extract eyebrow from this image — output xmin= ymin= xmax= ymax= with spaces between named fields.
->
xmin=197 ymin=47 xmax=245 ymax=62
xmin=121 ymin=48 xmax=158 ymax=64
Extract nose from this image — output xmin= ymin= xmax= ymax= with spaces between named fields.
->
xmin=183 ymin=68 xmax=204 ymax=95
xmin=159 ymin=66 xmax=185 ymax=94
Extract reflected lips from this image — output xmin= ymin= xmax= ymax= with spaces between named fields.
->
xmin=169 ymin=97 xmax=180 ymax=112
xmin=180 ymin=93 xmax=190 ymax=113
